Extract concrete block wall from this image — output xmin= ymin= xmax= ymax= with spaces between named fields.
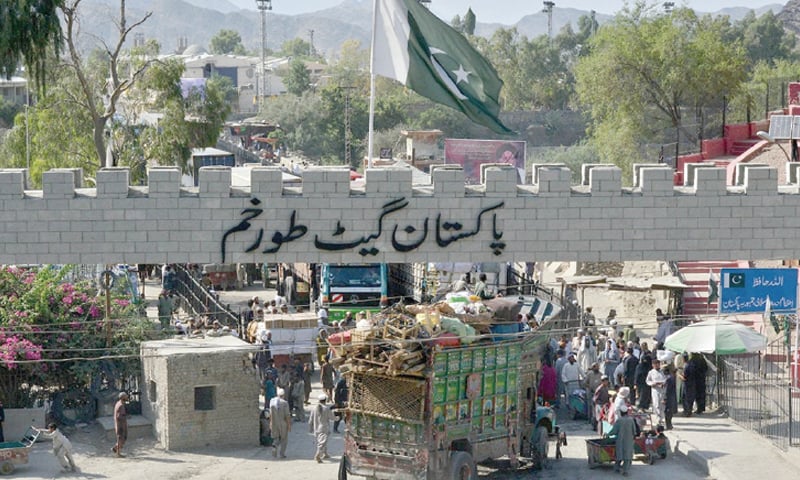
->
xmin=3 ymin=164 xmax=800 ymax=264
xmin=142 ymin=348 xmax=258 ymax=450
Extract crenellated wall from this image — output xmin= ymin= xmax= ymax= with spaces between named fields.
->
xmin=0 ymin=162 xmax=798 ymax=265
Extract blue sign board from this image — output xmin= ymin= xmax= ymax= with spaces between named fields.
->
xmin=719 ymin=268 xmax=798 ymax=314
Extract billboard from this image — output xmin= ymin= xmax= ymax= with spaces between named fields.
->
xmin=719 ymin=268 xmax=799 ymax=314
xmin=444 ymin=139 xmax=526 ymax=184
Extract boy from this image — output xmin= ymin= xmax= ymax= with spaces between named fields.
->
xmin=36 ymin=423 xmax=76 ymax=472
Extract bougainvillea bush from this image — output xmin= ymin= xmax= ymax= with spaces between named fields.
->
xmin=0 ymin=265 xmax=159 ymax=407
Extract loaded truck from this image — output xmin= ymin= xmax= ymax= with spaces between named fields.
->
xmin=337 ymin=331 xmax=559 ymax=480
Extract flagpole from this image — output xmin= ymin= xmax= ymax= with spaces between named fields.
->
xmin=366 ymin=0 xmax=379 ymax=170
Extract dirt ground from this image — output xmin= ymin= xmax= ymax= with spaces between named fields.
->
xmin=21 ymin=379 xmax=343 ymax=480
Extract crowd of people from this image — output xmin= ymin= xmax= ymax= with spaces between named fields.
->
xmin=535 ymin=308 xmax=710 ymax=475
xmin=538 ymin=308 xmax=710 ymax=434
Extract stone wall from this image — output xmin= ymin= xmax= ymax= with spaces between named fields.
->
xmin=0 ymin=162 xmax=796 ymax=265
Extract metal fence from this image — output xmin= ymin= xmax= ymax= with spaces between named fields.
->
xmin=717 ymin=336 xmax=800 ymax=451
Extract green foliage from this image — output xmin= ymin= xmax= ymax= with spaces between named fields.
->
xmin=733 ymin=11 xmax=797 ymax=67
xmin=575 ymin=3 xmax=747 ymax=172
xmin=0 ymin=97 xmax=22 ymax=129
xmin=209 ymin=29 xmax=247 ymax=55
xmin=0 ymin=266 xmax=161 ymax=407
xmin=280 ymin=38 xmax=313 ymax=58
xmin=476 ymin=28 xmax=574 ymax=110
xmin=0 ymin=0 xmax=62 ymax=92
xmin=284 ymin=59 xmax=311 ymax=96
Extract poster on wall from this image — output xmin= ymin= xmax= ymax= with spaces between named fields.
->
xmin=444 ymin=139 xmax=526 ymax=184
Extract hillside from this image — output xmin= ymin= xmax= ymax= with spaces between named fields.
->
xmin=78 ymin=0 xmax=786 ymax=58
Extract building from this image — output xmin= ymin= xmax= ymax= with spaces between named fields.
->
xmin=0 ymin=76 xmax=28 ymax=106
xmin=140 ymin=335 xmax=259 ymax=450
xmin=182 ymin=53 xmax=287 ymax=114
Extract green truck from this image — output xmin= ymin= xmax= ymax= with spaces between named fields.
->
xmin=338 ymin=332 xmax=559 ymax=480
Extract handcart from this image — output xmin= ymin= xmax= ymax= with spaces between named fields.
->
xmin=586 ymin=434 xmax=669 ymax=469
xmin=0 ymin=426 xmax=40 ymax=475
xmin=586 ymin=437 xmax=617 ymax=469
xmin=633 ymin=434 xmax=669 ymax=465
xmin=568 ymin=388 xmax=590 ymax=421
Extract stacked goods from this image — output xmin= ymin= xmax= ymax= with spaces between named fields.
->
xmin=328 ymin=304 xmax=478 ymax=378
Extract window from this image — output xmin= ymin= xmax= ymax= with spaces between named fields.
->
xmin=149 ymin=380 xmax=157 ymax=403
xmin=194 ymin=386 xmax=215 ymax=411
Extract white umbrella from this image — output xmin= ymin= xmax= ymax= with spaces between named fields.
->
xmin=664 ymin=318 xmax=767 ymax=355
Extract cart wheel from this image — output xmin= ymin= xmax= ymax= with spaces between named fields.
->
xmin=0 ymin=462 xmax=13 ymax=475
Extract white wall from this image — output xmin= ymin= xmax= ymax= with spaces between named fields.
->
xmin=0 ymin=163 xmax=793 ymax=265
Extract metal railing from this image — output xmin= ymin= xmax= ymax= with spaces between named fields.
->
xmin=717 ymin=336 xmax=800 ymax=451
xmin=174 ymin=265 xmax=242 ymax=332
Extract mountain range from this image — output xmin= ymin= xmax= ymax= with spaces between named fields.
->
xmin=79 ymin=0 xmax=784 ymax=58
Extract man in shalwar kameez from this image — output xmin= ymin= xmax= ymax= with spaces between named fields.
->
xmin=607 ymin=403 xmax=639 ymax=476
xmin=308 ymin=394 xmax=334 ymax=463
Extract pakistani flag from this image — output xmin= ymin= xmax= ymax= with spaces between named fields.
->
xmin=707 ymin=269 xmax=719 ymax=305
xmin=373 ymin=0 xmax=513 ymax=134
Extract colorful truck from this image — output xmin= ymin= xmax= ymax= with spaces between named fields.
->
xmin=338 ymin=331 xmax=559 ymax=480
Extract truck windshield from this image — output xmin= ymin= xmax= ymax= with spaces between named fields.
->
xmin=328 ymin=265 xmax=382 ymax=288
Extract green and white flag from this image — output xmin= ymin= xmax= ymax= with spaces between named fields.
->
xmin=373 ymin=0 xmax=513 ymax=134
xmin=707 ymin=269 xmax=719 ymax=305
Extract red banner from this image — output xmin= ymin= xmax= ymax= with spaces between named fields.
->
xmin=444 ymin=139 xmax=526 ymax=184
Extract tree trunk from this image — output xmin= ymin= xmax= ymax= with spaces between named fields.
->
xmin=94 ymin=117 xmax=108 ymax=168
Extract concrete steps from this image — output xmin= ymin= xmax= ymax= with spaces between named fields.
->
xmin=729 ymin=139 xmax=760 ymax=156
xmin=676 ymin=261 xmax=748 ymax=317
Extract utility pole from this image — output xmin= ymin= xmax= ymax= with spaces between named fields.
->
xmin=343 ymin=86 xmax=354 ymax=167
xmin=256 ymin=0 xmax=272 ymax=107
xmin=543 ymin=1 xmax=555 ymax=42
xmin=308 ymin=29 xmax=315 ymax=56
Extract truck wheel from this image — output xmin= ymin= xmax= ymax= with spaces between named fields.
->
xmin=532 ymin=426 xmax=549 ymax=470
xmin=448 ymin=451 xmax=477 ymax=480
xmin=337 ymin=455 xmax=347 ymax=480
xmin=0 ymin=462 xmax=13 ymax=475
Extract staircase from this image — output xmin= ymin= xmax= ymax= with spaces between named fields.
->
xmin=676 ymin=260 xmax=748 ymax=317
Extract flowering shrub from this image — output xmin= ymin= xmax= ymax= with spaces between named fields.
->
xmin=0 ymin=265 xmax=159 ymax=407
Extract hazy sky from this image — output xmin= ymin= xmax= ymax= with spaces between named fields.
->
xmin=241 ymin=1 xmax=783 ymax=24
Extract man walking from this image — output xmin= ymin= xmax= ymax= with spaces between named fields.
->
xmin=112 ymin=392 xmax=128 ymax=457
xmin=269 ymin=388 xmax=291 ymax=458
xmin=308 ymin=394 xmax=334 ymax=463
xmin=35 ymin=423 xmax=76 ymax=472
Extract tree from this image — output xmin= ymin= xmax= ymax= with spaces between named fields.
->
xmin=209 ymin=29 xmax=247 ymax=55
xmin=61 ymin=0 xmax=155 ymax=169
xmin=736 ymin=11 xmax=797 ymax=66
xmin=284 ymin=59 xmax=311 ymax=96
xmin=0 ymin=0 xmax=63 ymax=92
xmin=0 ymin=266 xmax=159 ymax=408
xmin=280 ymin=38 xmax=313 ymax=58
xmin=575 ymin=3 xmax=747 ymax=174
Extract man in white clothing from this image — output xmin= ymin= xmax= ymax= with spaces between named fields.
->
xmin=646 ymin=359 xmax=668 ymax=425
xmin=308 ymin=394 xmax=334 ymax=462
xmin=561 ymin=353 xmax=582 ymax=396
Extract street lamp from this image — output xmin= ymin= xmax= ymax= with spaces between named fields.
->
xmin=255 ymin=0 xmax=272 ymax=109
xmin=756 ymin=130 xmax=792 ymax=163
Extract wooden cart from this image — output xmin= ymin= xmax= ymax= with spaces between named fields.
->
xmin=0 ymin=427 xmax=40 ymax=475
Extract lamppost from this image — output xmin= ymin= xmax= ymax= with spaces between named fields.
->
xmin=256 ymin=0 xmax=272 ymax=109
xmin=543 ymin=1 xmax=555 ymax=42
xmin=757 ymin=130 xmax=793 ymax=163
